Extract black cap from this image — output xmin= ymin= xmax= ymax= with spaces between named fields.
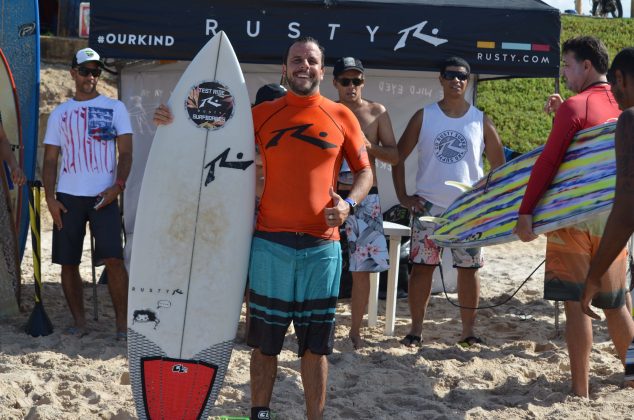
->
xmin=254 ymin=83 xmax=286 ymax=106
xmin=333 ymin=57 xmax=364 ymax=77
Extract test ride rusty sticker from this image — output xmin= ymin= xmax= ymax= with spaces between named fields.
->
xmin=186 ymin=81 xmax=234 ymax=130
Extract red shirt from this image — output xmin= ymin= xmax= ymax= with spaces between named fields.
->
xmin=252 ymin=91 xmax=370 ymax=240
xmin=519 ymin=84 xmax=620 ymax=214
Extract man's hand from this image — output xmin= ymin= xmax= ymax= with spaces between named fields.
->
xmin=513 ymin=214 xmax=538 ymax=242
xmin=544 ymin=94 xmax=563 ymax=115
xmin=324 ymin=187 xmax=350 ymax=227
xmin=94 ymin=185 xmax=122 ymax=211
xmin=153 ymin=104 xmax=174 ymax=126
xmin=580 ymin=276 xmax=602 ymax=320
xmin=9 ymin=165 xmax=25 ymax=187
xmin=46 ymin=196 xmax=67 ymax=230
xmin=399 ymin=194 xmax=426 ymax=215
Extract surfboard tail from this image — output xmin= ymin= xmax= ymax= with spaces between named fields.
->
xmin=142 ymin=357 xmax=218 ymax=420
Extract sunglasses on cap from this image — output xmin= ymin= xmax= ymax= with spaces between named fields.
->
xmin=337 ymin=77 xmax=364 ymax=87
xmin=442 ymin=70 xmax=469 ymax=81
xmin=76 ymin=66 xmax=102 ymax=77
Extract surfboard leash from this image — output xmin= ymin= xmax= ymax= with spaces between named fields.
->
xmin=437 ymin=257 xmax=545 ymax=311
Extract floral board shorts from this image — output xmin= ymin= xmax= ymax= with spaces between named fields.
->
xmin=344 ymin=192 xmax=389 ymax=272
xmin=544 ymin=214 xmax=628 ymax=309
xmin=410 ymin=200 xmax=483 ymax=268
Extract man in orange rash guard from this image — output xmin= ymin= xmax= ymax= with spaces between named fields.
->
xmin=513 ymin=36 xmax=633 ymax=398
xmin=248 ymin=37 xmax=372 ymax=420
xmin=153 ymin=36 xmax=372 ymax=419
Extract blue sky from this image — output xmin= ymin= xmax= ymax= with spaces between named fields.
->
xmin=542 ymin=0 xmax=631 ymax=17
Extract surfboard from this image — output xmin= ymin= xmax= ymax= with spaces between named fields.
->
xmin=128 ymin=31 xmax=254 ymax=419
xmin=0 ymin=0 xmax=40 ymax=260
xmin=0 ymin=159 xmax=20 ymax=318
xmin=0 ymin=49 xmax=23 ymax=235
xmin=431 ymin=122 xmax=617 ymax=248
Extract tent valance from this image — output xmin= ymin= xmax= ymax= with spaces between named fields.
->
xmin=90 ymin=0 xmax=561 ymax=77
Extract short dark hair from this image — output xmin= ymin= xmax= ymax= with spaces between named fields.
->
xmin=283 ymin=36 xmax=325 ymax=68
xmin=610 ymin=47 xmax=634 ymax=80
xmin=562 ymin=36 xmax=609 ymax=74
xmin=440 ymin=56 xmax=471 ymax=75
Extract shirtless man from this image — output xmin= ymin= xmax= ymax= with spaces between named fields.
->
xmin=332 ymin=57 xmax=398 ymax=348
xmin=580 ymin=46 xmax=634 ymax=387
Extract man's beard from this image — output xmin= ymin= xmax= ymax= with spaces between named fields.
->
xmin=286 ymin=73 xmax=319 ymax=95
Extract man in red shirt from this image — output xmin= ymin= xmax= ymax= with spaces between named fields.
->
xmin=513 ymin=37 xmax=631 ymax=397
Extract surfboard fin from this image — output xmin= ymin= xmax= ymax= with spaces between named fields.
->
xmin=418 ymin=216 xmax=450 ymax=225
xmin=428 ymin=234 xmax=458 ymax=242
xmin=445 ymin=180 xmax=472 ymax=192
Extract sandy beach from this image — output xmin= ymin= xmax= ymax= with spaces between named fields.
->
xmin=2 ymin=64 xmax=634 ymax=419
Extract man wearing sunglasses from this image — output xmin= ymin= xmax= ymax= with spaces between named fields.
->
xmin=43 ymin=48 xmax=132 ymax=340
xmin=513 ymin=36 xmax=629 ymax=398
xmin=393 ymin=56 xmax=505 ymax=349
xmin=332 ymin=57 xmax=398 ymax=349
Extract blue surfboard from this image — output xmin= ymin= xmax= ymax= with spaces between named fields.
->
xmin=0 ymin=0 xmax=40 ymax=259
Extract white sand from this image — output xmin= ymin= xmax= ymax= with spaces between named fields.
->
xmin=1 ymin=64 xmax=633 ymax=419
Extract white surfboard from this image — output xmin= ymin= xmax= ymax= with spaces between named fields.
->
xmin=128 ymin=32 xmax=254 ymax=419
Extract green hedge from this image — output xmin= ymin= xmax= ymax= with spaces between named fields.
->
xmin=477 ymin=15 xmax=634 ymax=154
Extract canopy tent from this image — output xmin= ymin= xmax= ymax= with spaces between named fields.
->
xmin=90 ymin=0 xmax=560 ymax=78
xmin=88 ymin=0 xmax=560 ymax=265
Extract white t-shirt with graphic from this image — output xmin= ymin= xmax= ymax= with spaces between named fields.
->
xmin=44 ymin=95 xmax=133 ymax=196
xmin=415 ymin=102 xmax=484 ymax=208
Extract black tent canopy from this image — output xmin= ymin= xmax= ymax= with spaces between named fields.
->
xmin=90 ymin=0 xmax=561 ymax=78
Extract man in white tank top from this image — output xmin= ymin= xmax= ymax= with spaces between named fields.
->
xmin=392 ymin=57 xmax=505 ymax=347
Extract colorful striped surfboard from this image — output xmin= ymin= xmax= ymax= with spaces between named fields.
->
xmin=430 ymin=122 xmax=616 ymax=248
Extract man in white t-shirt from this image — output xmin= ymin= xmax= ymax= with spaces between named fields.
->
xmin=392 ymin=57 xmax=505 ymax=347
xmin=42 ymin=48 xmax=133 ymax=340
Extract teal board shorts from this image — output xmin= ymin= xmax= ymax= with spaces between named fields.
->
xmin=247 ymin=235 xmax=341 ymax=357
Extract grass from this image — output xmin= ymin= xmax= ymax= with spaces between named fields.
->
xmin=477 ymin=15 xmax=634 ymax=153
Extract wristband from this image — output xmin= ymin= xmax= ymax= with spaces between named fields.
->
xmin=344 ymin=197 xmax=357 ymax=210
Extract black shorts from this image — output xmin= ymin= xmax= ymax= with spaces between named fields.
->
xmin=52 ymin=193 xmax=123 ymax=265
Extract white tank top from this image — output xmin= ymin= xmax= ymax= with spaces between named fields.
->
xmin=415 ymin=102 xmax=485 ymax=208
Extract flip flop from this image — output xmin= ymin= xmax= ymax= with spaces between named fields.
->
xmin=400 ymin=334 xmax=422 ymax=347
xmin=457 ymin=336 xmax=483 ymax=348
xmin=64 ymin=326 xmax=88 ymax=338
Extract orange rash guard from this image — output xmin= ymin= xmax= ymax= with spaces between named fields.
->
xmin=252 ymin=91 xmax=370 ymax=240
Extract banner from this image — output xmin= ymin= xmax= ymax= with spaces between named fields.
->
xmin=90 ymin=0 xmax=561 ymax=77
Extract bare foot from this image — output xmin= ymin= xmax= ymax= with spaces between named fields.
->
xmin=349 ymin=333 xmax=365 ymax=350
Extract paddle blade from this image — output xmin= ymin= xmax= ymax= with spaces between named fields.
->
xmin=25 ymin=302 xmax=54 ymax=337
xmin=444 ymin=180 xmax=472 ymax=192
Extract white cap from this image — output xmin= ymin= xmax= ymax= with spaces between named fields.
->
xmin=72 ymin=48 xmax=103 ymax=67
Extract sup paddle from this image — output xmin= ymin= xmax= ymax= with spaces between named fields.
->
xmin=24 ymin=181 xmax=53 ymax=337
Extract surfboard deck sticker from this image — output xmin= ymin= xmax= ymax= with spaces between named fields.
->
xmin=431 ymin=122 xmax=617 ymax=248
xmin=0 ymin=48 xmax=24 ymax=234
xmin=128 ymin=31 xmax=254 ymax=420
xmin=0 ymin=161 xmax=20 ymax=318
xmin=0 ymin=0 xmax=40 ymax=260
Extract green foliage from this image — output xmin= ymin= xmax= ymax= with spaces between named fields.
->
xmin=477 ymin=15 xmax=634 ymax=154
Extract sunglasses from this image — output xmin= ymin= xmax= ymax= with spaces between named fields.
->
xmin=337 ymin=77 xmax=364 ymax=87
xmin=607 ymin=69 xmax=615 ymax=85
xmin=76 ymin=66 xmax=102 ymax=78
xmin=442 ymin=71 xmax=469 ymax=81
